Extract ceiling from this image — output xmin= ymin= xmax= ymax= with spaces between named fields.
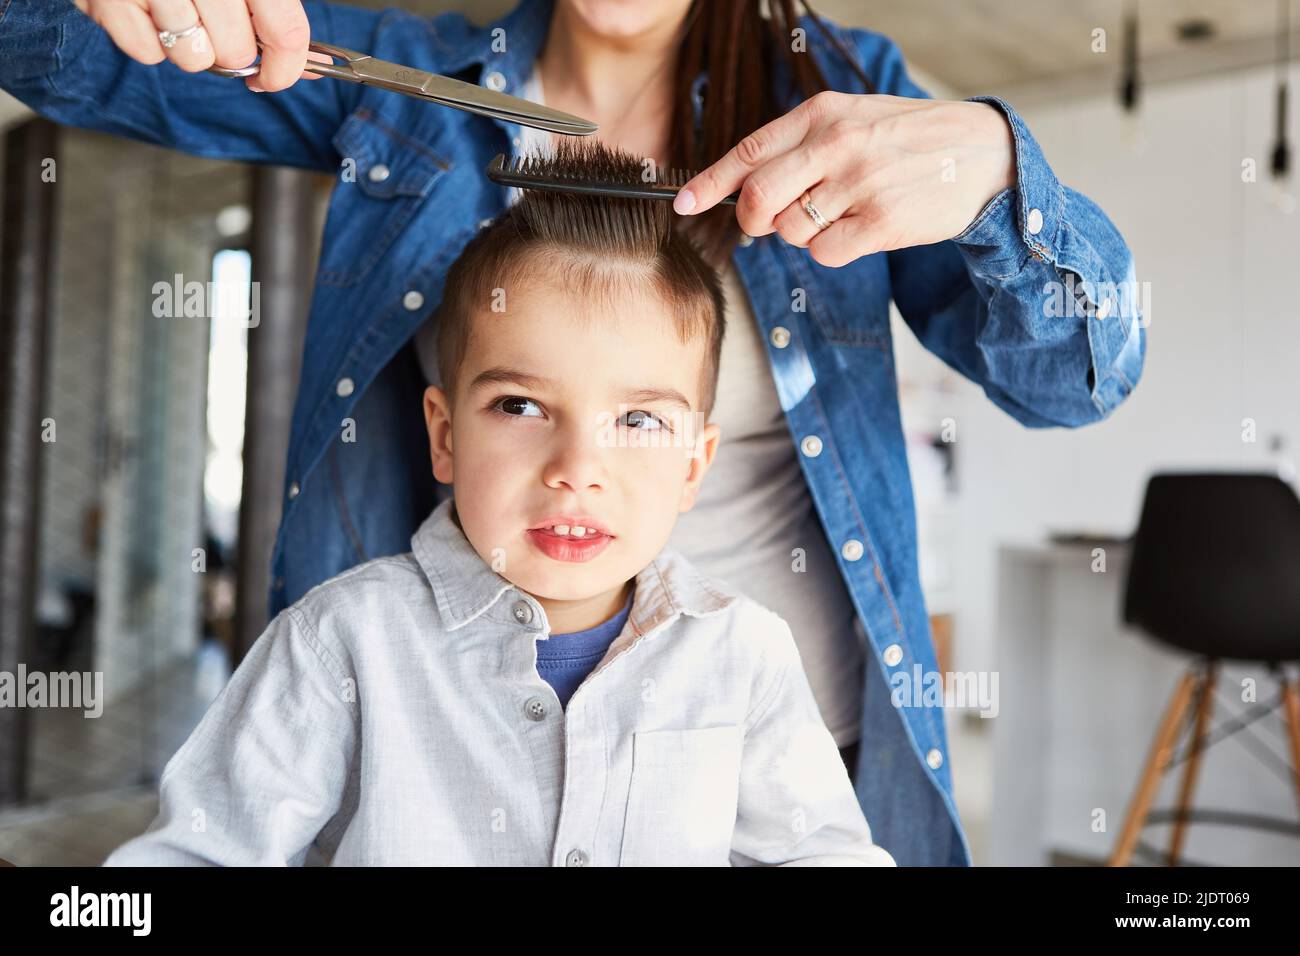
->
xmin=379 ymin=0 xmax=1300 ymax=100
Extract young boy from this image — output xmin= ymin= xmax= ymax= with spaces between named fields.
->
xmin=103 ymin=138 xmax=894 ymax=867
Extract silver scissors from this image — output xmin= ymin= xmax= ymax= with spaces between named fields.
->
xmin=208 ymin=40 xmax=597 ymax=136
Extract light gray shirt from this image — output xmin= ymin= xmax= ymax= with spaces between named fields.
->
xmin=102 ymin=498 xmax=894 ymax=866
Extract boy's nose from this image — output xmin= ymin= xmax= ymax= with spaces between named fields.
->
xmin=541 ymin=427 xmax=609 ymax=493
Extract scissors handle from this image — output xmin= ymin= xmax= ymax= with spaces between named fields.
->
xmin=207 ymin=40 xmax=363 ymax=81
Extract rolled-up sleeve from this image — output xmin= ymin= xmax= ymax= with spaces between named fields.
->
xmin=730 ymin=617 xmax=896 ymax=867
xmin=851 ymin=27 xmax=1147 ymax=427
xmin=102 ymin=607 xmax=358 ymax=866
xmin=0 ymin=0 xmax=379 ymax=170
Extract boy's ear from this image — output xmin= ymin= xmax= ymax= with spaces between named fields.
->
xmin=423 ymin=385 xmax=455 ymax=484
xmin=678 ymin=421 xmax=721 ymax=514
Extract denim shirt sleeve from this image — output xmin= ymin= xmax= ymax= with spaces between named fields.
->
xmin=0 ymin=0 xmax=381 ymax=171
xmin=851 ymin=28 xmax=1147 ymax=426
xmin=101 ymin=607 xmax=358 ymax=866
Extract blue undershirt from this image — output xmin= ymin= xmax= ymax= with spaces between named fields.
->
xmin=535 ymin=587 xmax=634 ymax=709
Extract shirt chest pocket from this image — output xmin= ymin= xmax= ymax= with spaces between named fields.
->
xmin=619 ymin=724 xmax=743 ymax=866
xmin=779 ymin=243 xmax=893 ymax=350
xmin=318 ymin=111 xmax=452 ymax=288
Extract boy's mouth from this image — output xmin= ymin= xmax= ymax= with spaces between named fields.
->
xmin=527 ymin=516 xmax=614 ymax=539
xmin=526 ymin=516 xmax=614 ymax=563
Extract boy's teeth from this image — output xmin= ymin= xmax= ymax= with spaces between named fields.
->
xmin=548 ymin=524 xmax=593 ymax=538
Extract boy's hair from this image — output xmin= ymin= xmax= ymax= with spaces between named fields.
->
xmin=433 ymin=137 xmax=727 ymax=420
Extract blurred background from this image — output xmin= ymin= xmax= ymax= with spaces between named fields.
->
xmin=0 ymin=0 xmax=1298 ymax=866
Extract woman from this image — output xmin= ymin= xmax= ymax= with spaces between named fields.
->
xmin=0 ymin=0 xmax=1145 ymax=866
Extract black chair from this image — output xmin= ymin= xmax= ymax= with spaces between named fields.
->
xmin=1109 ymin=472 xmax=1300 ymax=865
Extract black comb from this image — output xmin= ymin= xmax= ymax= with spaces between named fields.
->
xmin=486 ymin=153 xmax=739 ymax=205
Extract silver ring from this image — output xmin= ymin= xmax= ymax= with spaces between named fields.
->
xmin=801 ymin=190 xmax=833 ymax=231
xmin=158 ymin=22 xmax=203 ymax=50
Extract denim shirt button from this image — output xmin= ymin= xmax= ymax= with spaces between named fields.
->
xmin=800 ymin=435 xmax=822 ymax=457
xmin=403 ymin=290 xmax=425 ymax=311
xmin=485 ymin=70 xmax=507 ymax=92
xmin=738 ymin=233 xmax=754 ymax=247
xmin=565 ymin=848 xmax=589 ymax=866
xmin=336 ymin=377 xmax=355 ymax=398
xmin=287 ymin=481 xmax=300 ymax=500
xmin=367 ymin=163 xmax=390 ymax=183
xmin=926 ymin=748 xmax=944 ymax=770
xmin=523 ymin=695 xmax=547 ymax=721
xmin=841 ymin=538 xmax=864 ymax=562
xmin=883 ymin=643 xmax=903 ymax=667
xmin=477 ymin=218 xmax=493 ymax=230
xmin=1026 ymin=207 xmax=1044 ymax=235
xmin=770 ymin=326 xmax=790 ymax=349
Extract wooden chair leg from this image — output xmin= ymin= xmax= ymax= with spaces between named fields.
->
xmin=1168 ymin=661 xmax=1217 ymax=865
xmin=1281 ymin=673 xmax=1300 ymax=820
xmin=1108 ymin=669 xmax=1199 ymax=866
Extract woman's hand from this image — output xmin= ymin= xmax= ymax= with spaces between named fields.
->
xmin=674 ymin=91 xmax=1017 ymax=268
xmin=71 ymin=0 xmax=328 ymax=92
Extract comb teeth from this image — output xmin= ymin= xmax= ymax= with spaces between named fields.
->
xmin=484 ymin=151 xmax=738 ymax=205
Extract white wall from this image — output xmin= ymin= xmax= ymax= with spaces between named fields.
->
xmin=891 ymin=60 xmax=1300 ymax=677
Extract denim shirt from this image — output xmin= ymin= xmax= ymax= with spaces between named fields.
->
xmin=2 ymin=0 xmax=1146 ymax=866
xmin=102 ymin=498 xmax=895 ymax=866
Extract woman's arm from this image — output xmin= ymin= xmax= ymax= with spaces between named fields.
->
xmin=0 ymin=0 xmax=381 ymax=172
xmin=101 ymin=606 xmax=358 ymax=866
xmin=864 ymin=31 xmax=1147 ymax=427
xmin=676 ymin=27 xmax=1146 ymax=428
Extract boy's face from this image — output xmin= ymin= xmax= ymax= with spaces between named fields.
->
xmin=423 ymin=278 xmax=720 ymax=607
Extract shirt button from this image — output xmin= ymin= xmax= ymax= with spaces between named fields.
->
xmin=565 ymin=848 xmax=589 ymax=866
xmin=523 ymin=695 xmax=547 ymax=721
xmin=403 ymin=290 xmax=425 ymax=311
xmin=478 ymin=217 xmax=493 ymax=230
xmin=926 ymin=748 xmax=944 ymax=770
xmin=883 ymin=643 xmax=903 ymax=667
xmin=367 ymin=163 xmax=390 ymax=183
xmin=738 ymin=233 xmax=754 ymax=247
xmin=336 ymin=377 xmax=354 ymax=398
xmin=485 ymin=70 xmax=507 ymax=92
xmin=1095 ymin=297 xmax=1112 ymax=320
xmin=800 ymin=435 xmax=823 ymax=457
xmin=287 ymin=482 xmax=300 ymax=500
xmin=1026 ymin=207 xmax=1044 ymax=235
xmin=769 ymin=326 xmax=790 ymax=349
xmin=512 ymin=600 xmax=534 ymax=625
xmin=841 ymin=538 xmax=864 ymax=562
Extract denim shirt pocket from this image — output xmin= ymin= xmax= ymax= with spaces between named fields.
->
xmin=318 ymin=110 xmax=453 ymax=288
xmin=779 ymin=243 xmax=893 ymax=350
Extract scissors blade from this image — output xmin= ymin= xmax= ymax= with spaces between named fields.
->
xmin=343 ymin=55 xmax=597 ymax=136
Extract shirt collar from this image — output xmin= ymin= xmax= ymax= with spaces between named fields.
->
xmin=434 ymin=0 xmax=556 ymax=94
xmin=411 ymin=498 xmax=739 ymax=636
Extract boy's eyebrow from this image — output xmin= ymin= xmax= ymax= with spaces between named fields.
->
xmin=468 ymin=365 xmax=693 ymax=410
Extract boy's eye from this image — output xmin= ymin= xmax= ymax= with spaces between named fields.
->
xmin=491 ymin=396 xmax=544 ymax=418
xmin=621 ymin=409 xmax=668 ymax=431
